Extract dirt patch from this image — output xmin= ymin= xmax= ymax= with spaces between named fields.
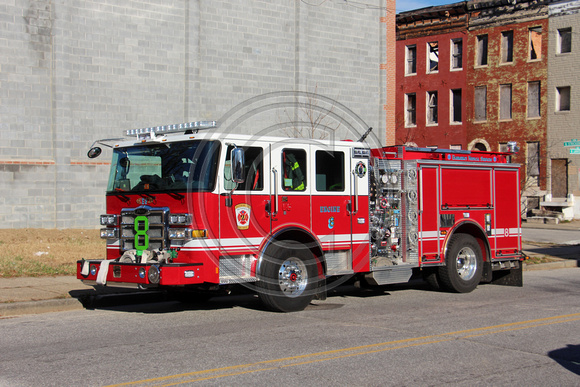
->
xmin=0 ymin=229 xmax=105 ymax=277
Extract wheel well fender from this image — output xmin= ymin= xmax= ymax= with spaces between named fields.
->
xmin=257 ymin=227 xmax=325 ymax=277
xmin=445 ymin=221 xmax=490 ymax=263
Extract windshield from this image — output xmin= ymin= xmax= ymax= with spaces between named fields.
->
xmin=107 ymin=140 xmax=221 ymax=193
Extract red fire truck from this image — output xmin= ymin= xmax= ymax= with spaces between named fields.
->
xmin=79 ymin=121 xmax=524 ymax=312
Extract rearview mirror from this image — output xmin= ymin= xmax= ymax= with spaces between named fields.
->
xmin=87 ymin=147 xmax=102 ymax=159
xmin=231 ymin=147 xmax=245 ymax=184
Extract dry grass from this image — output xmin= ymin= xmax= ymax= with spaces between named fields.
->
xmin=0 ymin=229 xmax=105 ymax=278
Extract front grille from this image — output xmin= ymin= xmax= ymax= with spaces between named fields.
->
xmin=120 ymin=207 xmax=169 ymax=251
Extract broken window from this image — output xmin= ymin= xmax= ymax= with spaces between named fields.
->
xmin=528 ymin=81 xmax=541 ymax=118
xmin=476 ymin=35 xmax=488 ymax=66
xmin=500 ymin=84 xmax=512 ymax=120
xmin=406 ymin=45 xmax=417 ymax=75
xmin=451 ymin=39 xmax=462 ymax=69
xmin=474 ymin=86 xmax=487 ymax=122
xmin=405 ymin=93 xmax=416 ymax=126
xmin=428 ymin=42 xmax=439 ymax=73
xmin=501 ymin=30 xmax=514 ymax=63
xmin=451 ymin=89 xmax=462 ymax=123
xmin=558 ymin=28 xmax=572 ymax=54
xmin=527 ymin=142 xmax=540 ymax=185
xmin=557 ymin=86 xmax=571 ymax=112
xmin=529 ymin=27 xmax=542 ymax=61
xmin=427 ymin=91 xmax=438 ymax=125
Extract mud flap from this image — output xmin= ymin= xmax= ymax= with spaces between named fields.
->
xmin=491 ymin=264 xmax=523 ymax=287
xmin=314 ymin=277 xmax=327 ymax=301
xmin=481 ymin=261 xmax=523 ymax=287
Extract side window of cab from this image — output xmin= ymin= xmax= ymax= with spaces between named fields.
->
xmin=224 ymin=146 xmax=264 ymax=191
xmin=282 ymin=149 xmax=306 ymax=191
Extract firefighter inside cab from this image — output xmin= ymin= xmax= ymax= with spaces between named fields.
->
xmin=283 ymin=151 xmax=305 ymax=191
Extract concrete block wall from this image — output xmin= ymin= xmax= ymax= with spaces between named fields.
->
xmin=0 ymin=0 xmax=388 ymax=229
xmin=547 ymin=2 xmax=580 ymax=200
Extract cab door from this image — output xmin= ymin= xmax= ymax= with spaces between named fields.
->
xmin=220 ymin=145 xmax=271 ymax=254
xmin=269 ymin=143 xmax=311 ymax=233
xmin=310 ymin=146 xmax=352 ymax=272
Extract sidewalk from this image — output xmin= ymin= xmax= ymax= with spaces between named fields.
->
xmin=1 ymin=230 xmax=578 ymax=317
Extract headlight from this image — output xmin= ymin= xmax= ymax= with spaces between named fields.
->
xmin=100 ymin=228 xmax=119 ymax=239
xmin=148 ymin=265 xmax=160 ymax=284
xmin=169 ymin=213 xmax=191 ymax=225
xmin=169 ymin=228 xmax=192 ymax=239
xmin=100 ymin=214 xmax=118 ymax=226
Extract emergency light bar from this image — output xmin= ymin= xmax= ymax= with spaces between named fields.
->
xmin=126 ymin=121 xmax=217 ymax=139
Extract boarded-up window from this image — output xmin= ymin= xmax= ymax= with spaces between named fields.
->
xmin=474 ymin=86 xmax=487 ymax=122
xmin=451 ymin=39 xmax=462 ymax=69
xmin=528 ymin=81 xmax=541 ymax=118
xmin=527 ymin=142 xmax=540 ymax=183
xmin=558 ymin=28 xmax=572 ymax=54
xmin=406 ymin=45 xmax=416 ymax=75
xmin=451 ymin=89 xmax=462 ymax=123
xmin=500 ymin=84 xmax=512 ymax=120
xmin=476 ymin=35 xmax=488 ymax=66
xmin=428 ymin=42 xmax=439 ymax=73
xmin=405 ymin=93 xmax=416 ymax=126
xmin=557 ymin=86 xmax=571 ymax=111
xmin=501 ymin=31 xmax=514 ymax=63
xmin=529 ymin=27 xmax=542 ymax=61
xmin=427 ymin=91 xmax=438 ymax=124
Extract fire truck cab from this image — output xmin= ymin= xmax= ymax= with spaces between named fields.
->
xmin=79 ymin=122 xmax=524 ymax=312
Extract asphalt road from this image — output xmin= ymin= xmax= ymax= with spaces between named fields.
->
xmin=522 ymin=228 xmax=580 ymax=245
xmin=0 ymin=268 xmax=579 ymax=386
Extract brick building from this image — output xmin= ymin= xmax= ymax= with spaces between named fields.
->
xmin=0 ymin=0 xmax=392 ymax=229
xmin=395 ymin=3 xmax=469 ymax=149
xmin=396 ymin=0 xmax=553 ymax=217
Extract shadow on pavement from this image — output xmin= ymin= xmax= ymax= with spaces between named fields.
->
xmin=548 ymin=344 xmax=580 ymax=376
xmin=523 ymin=243 xmax=580 ymax=261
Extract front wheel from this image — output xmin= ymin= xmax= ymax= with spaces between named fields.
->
xmin=258 ymin=240 xmax=319 ymax=312
xmin=438 ymin=234 xmax=483 ymax=293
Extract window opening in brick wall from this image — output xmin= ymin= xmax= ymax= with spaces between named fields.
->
xmin=527 ymin=142 xmax=540 ymax=186
xmin=474 ymin=142 xmax=488 ymax=151
xmin=427 ymin=42 xmax=439 ymax=73
xmin=427 ymin=91 xmax=438 ymax=125
xmin=556 ymin=86 xmax=571 ymax=112
xmin=450 ymin=144 xmax=462 ymax=150
xmin=529 ymin=27 xmax=542 ymax=61
xmin=500 ymin=84 xmax=512 ymax=120
xmin=405 ymin=93 xmax=416 ymax=127
xmin=451 ymin=39 xmax=462 ymax=70
xmin=406 ymin=45 xmax=417 ymax=75
xmin=527 ymin=81 xmax=541 ymax=118
xmin=501 ymin=30 xmax=514 ymax=63
xmin=476 ymin=35 xmax=488 ymax=66
xmin=451 ymin=89 xmax=462 ymax=123
xmin=558 ymin=28 xmax=572 ymax=54
xmin=474 ymin=86 xmax=487 ymax=122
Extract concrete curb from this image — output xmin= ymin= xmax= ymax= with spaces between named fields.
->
xmin=524 ymin=260 xmax=579 ymax=271
xmin=0 ymin=298 xmax=85 ymax=317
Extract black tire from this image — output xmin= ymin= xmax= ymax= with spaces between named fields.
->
xmin=438 ymin=233 xmax=483 ymax=293
xmin=258 ymin=240 xmax=318 ymax=312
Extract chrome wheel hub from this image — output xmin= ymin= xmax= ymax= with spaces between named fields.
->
xmin=278 ymin=258 xmax=307 ymax=297
xmin=456 ymin=246 xmax=477 ymax=281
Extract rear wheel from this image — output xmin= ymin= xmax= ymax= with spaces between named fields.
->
xmin=438 ymin=234 xmax=483 ymax=293
xmin=258 ymin=240 xmax=318 ymax=312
